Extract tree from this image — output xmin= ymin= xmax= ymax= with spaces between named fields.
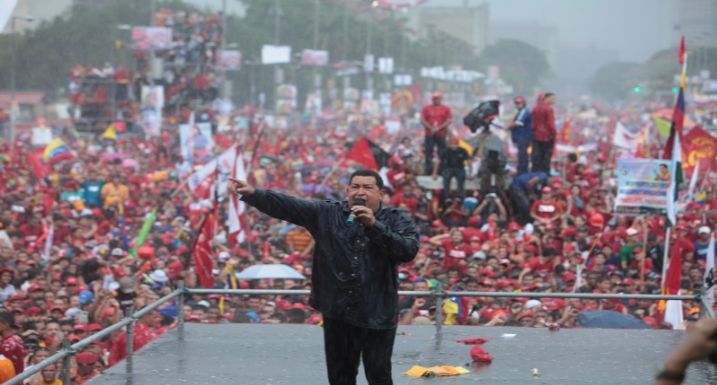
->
xmin=476 ymin=38 xmax=550 ymax=95
xmin=643 ymin=46 xmax=717 ymax=89
xmin=589 ymin=61 xmax=642 ymax=100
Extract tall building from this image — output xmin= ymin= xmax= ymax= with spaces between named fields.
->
xmin=675 ymin=0 xmax=717 ymax=48
xmin=405 ymin=1 xmax=490 ymax=54
xmin=489 ymin=20 xmax=559 ymax=69
xmin=1 ymin=0 xmax=73 ymax=34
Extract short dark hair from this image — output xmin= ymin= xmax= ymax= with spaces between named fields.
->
xmin=348 ymin=169 xmax=384 ymax=190
xmin=544 ymin=92 xmax=555 ymax=98
xmin=0 ymin=311 xmax=14 ymax=327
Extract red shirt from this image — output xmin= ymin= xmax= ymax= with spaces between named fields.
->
xmin=531 ymin=200 xmax=562 ymax=220
xmin=390 ymin=193 xmax=418 ymax=216
xmin=531 ymin=103 xmax=556 ymax=142
xmin=525 ymin=257 xmax=554 ymax=273
xmin=0 ymin=334 xmax=24 ymax=373
xmin=421 ymin=104 xmax=452 ymax=137
xmin=441 ymin=239 xmax=472 ymax=271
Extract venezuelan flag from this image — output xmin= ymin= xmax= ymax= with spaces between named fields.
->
xmin=43 ymin=138 xmax=73 ymax=163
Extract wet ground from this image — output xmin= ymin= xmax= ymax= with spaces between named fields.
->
xmin=88 ymin=324 xmax=717 ymax=385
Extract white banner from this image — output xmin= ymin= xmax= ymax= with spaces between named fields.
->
xmin=262 ymin=45 xmax=292 ymax=64
xmin=378 ymin=57 xmax=394 ymax=74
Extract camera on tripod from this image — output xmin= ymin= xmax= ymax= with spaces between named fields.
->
xmin=463 ymin=100 xmax=500 ymax=133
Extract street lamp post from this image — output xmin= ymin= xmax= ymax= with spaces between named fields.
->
xmin=8 ymin=15 xmax=35 ymax=144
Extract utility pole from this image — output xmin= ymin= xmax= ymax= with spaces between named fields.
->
xmin=365 ymin=8 xmax=374 ymax=92
xmin=311 ymin=0 xmax=321 ymax=116
xmin=9 ymin=16 xmax=35 ymax=144
xmin=220 ymin=0 xmax=228 ymax=99
xmin=274 ymin=0 xmax=281 ymax=44
xmin=149 ymin=0 xmax=156 ymax=87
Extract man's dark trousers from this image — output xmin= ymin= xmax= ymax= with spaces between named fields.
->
xmin=515 ymin=137 xmax=531 ymax=175
xmin=531 ymin=139 xmax=553 ymax=173
xmin=442 ymin=167 xmax=466 ymax=202
xmin=323 ymin=317 xmax=397 ymax=385
xmin=424 ymin=134 xmax=446 ymax=175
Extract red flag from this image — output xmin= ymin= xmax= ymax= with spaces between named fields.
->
xmin=28 ymin=148 xmax=50 ymax=180
xmin=662 ymin=87 xmax=685 ymax=160
xmin=192 ymin=213 xmax=216 ymax=288
xmin=678 ymin=36 xmax=686 ymax=65
xmin=345 ymin=137 xmax=390 ymax=170
xmin=681 ymin=125 xmax=717 ymax=175
xmin=663 ymin=244 xmax=682 ymax=295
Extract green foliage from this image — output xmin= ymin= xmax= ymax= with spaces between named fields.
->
xmin=476 ymin=38 xmax=551 ymax=95
xmin=589 ymin=61 xmax=642 ymax=100
xmin=591 ymin=46 xmax=717 ymax=100
xmin=0 ymin=0 xmax=483 ymax=101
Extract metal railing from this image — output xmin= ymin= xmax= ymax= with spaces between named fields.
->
xmin=3 ymin=281 xmax=710 ymax=385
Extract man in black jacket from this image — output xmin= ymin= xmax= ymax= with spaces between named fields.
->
xmin=229 ymin=169 xmax=419 ymax=385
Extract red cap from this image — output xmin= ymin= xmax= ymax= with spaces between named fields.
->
xmin=27 ymin=284 xmax=44 ymax=293
xmin=73 ymin=324 xmax=87 ymax=332
xmin=517 ymin=311 xmax=537 ymax=320
xmin=431 ymin=92 xmax=442 ymax=99
xmin=541 ymin=186 xmax=552 ymax=194
xmin=589 ymin=213 xmax=604 ymax=228
xmin=507 ymin=222 xmax=521 ymax=232
xmin=26 ymin=306 xmax=43 ymax=316
xmin=76 ymin=352 xmax=98 ymax=365
xmin=513 ymin=96 xmax=526 ymax=105
xmin=86 ymin=323 xmax=102 ymax=332
xmin=65 ymin=277 xmax=79 ymax=286
xmin=138 ymin=246 xmax=155 ymax=259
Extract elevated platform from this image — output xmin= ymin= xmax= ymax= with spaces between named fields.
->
xmin=89 ymin=324 xmax=716 ymax=385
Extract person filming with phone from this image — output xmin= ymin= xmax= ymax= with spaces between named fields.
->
xmin=229 ymin=169 xmax=419 ymax=385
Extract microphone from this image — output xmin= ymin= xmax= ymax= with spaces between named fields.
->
xmin=347 ymin=198 xmax=366 ymax=224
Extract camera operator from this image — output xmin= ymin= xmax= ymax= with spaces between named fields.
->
xmin=472 ymin=192 xmax=507 ymax=225
xmin=432 ymin=137 xmax=470 ymax=206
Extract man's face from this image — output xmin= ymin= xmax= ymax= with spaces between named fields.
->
xmin=346 ymin=175 xmax=384 ymax=212
xmin=41 ymin=365 xmax=57 ymax=382
xmin=432 ymin=97 xmax=441 ymax=105
xmin=545 ymin=95 xmax=556 ymax=105
xmin=45 ymin=322 xmax=61 ymax=336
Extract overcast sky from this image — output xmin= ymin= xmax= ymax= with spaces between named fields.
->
xmin=182 ymin=0 xmax=680 ymax=63
xmin=427 ymin=0 xmax=678 ymax=62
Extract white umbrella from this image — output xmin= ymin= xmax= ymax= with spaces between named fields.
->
xmin=235 ymin=264 xmax=306 ymax=280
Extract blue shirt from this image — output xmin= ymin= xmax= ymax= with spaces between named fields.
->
xmin=81 ymin=180 xmax=105 ymax=208
xmin=511 ymin=107 xmax=532 ymax=141
xmin=511 ymin=172 xmax=548 ymax=193
xmin=694 ymin=239 xmax=716 ymax=261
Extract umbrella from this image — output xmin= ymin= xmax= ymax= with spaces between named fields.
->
xmin=235 ymin=264 xmax=306 ymax=280
xmin=577 ymin=310 xmax=650 ymax=329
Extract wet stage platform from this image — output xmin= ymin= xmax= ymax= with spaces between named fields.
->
xmin=89 ymin=324 xmax=717 ymax=385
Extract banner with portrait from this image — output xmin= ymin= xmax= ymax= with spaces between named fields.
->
xmin=615 ymin=158 xmax=672 ymax=216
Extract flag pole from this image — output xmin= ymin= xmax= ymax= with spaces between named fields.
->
xmin=640 ymin=216 xmax=649 ymax=292
xmin=661 ymin=227 xmax=671 ymax=290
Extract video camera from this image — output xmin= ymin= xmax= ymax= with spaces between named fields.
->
xmin=463 ymin=100 xmax=500 ymax=133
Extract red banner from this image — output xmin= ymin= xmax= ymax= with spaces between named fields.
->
xmin=681 ymin=126 xmax=717 ymax=175
xmin=193 ymin=213 xmax=216 ymax=288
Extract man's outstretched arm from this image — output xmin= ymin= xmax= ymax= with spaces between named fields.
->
xmin=229 ymin=178 xmax=321 ymax=231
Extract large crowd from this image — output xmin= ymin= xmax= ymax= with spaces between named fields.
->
xmin=1 ymin=7 xmax=717 ymax=385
